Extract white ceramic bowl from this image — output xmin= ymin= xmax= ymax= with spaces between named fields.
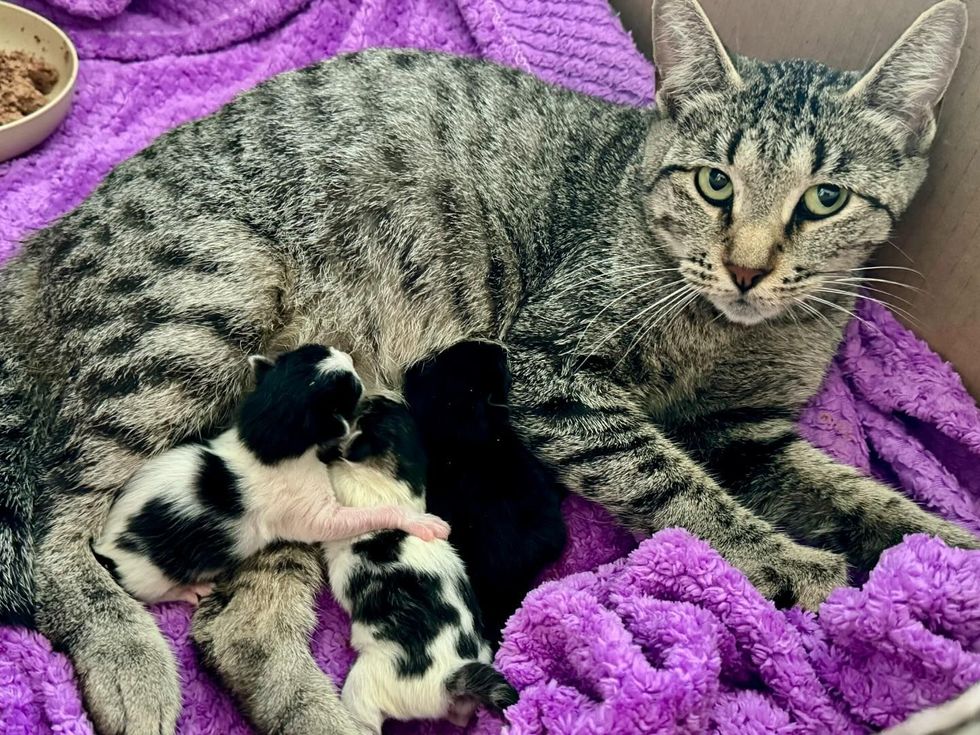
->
xmin=0 ymin=1 xmax=78 ymax=162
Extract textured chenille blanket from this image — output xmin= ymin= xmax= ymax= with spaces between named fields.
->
xmin=2 ymin=0 xmax=979 ymax=733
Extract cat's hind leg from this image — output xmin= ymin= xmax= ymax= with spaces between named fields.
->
xmin=193 ymin=543 xmax=364 ymax=735
xmin=33 ymin=220 xmax=290 ymax=734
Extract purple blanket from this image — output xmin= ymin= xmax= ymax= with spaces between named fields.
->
xmin=1 ymin=0 xmax=979 ymax=733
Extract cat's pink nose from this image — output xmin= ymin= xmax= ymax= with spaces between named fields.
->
xmin=724 ymin=262 xmax=770 ymax=293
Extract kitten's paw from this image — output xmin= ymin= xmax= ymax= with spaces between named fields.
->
xmin=72 ymin=616 xmax=181 ymax=735
xmin=742 ymin=542 xmax=848 ymax=612
xmin=404 ymin=513 xmax=451 ymax=541
xmin=159 ymin=582 xmax=215 ymax=606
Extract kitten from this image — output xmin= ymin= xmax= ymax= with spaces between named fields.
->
xmin=404 ymin=340 xmax=567 ymax=645
xmin=324 ymin=395 xmax=518 ymax=733
xmin=94 ymin=345 xmax=449 ymax=604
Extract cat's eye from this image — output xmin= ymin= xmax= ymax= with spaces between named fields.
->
xmin=800 ymin=184 xmax=849 ymax=219
xmin=695 ymin=167 xmax=734 ymax=205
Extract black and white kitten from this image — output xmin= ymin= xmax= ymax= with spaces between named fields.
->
xmin=324 ymin=395 xmax=518 ymax=733
xmin=94 ymin=345 xmax=449 ymax=605
xmin=404 ymin=340 xmax=568 ymax=645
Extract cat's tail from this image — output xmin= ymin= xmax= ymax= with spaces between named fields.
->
xmin=445 ymin=661 xmax=519 ymax=716
xmin=0 ymin=339 xmax=38 ymax=628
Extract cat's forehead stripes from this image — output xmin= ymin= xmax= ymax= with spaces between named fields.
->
xmin=677 ymin=57 xmax=864 ymax=170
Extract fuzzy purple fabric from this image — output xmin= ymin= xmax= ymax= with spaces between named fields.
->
xmin=499 ymin=529 xmax=980 ymax=734
xmin=1 ymin=0 xmax=979 ymax=733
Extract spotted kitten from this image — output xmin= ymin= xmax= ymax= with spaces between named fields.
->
xmin=94 ymin=345 xmax=449 ymax=604
xmin=323 ymin=396 xmax=517 ymax=733
xmin=0 ymin=0 xmax=974 ymax=732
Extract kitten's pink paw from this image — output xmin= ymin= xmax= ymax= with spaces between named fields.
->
xmin=159 ymin=582 xmax=214 ymax=606
xmin=405 ymin=513 xmax=451 ymax=541
xmin=188 ymin=582 xmax=214 ymax=602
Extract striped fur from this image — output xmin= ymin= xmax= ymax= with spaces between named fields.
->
xmin=0 ymin=1 xmax=974 ymax=732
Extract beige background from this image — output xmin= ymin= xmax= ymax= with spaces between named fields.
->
xmin=610 ymin=0 xmax=980 ymax=397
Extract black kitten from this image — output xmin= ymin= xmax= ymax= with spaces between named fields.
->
xmin=404 ymin=340 xmax=568 ymax=645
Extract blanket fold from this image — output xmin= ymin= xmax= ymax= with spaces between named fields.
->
xmin=499 ymin=531 xmax=980 ymax=734
xmin=2 ymin=0 xmax=979 ymax=733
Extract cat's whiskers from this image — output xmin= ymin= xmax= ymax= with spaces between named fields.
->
xmin=570 ymin=279 xmax=667 ymax=350
xmin=821 ymin=279 xmax=919 ymax=306
xmin=554 ymin=265 xmax=677 ymax=297
xmin=574 ymin=281 xmax=689 ymax=368
xmin=570 ymin=277 xmax=685 ymax=357
xmin=800 ymin=293 xmax=877 ymax=331
xmin=660 ymin=288 xmax=700 ymax=334
xmin=811 ymin=286 xmax=922 ymax=328
xmin=884 ymin=239 xmax=915 ymax=263
xmin=825 ymin=276 xmax=924 ymax=296
xmin=614 ymin=285 xmax=696 ymax=369
xmin=832 ymin=264 xmax=925 ymax=279
xmin=791 ymin=297 xmax=837 ymax=332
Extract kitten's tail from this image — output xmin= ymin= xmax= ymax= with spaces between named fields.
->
xmin=0 ymin=340 xmax=37 ymax=628
xmin=445 ymin=661 xmax=519 ymax=714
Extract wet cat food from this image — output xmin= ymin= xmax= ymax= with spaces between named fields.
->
xmin=0 ymin=50 xmax=59 ymax=125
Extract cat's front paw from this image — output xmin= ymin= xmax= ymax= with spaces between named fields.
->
xmin=70 ymin=615 xmax=181 ymax=735
xmin=740 ymin=541 xmax=848 ymax=612
xmin=403 ymin=513 xmax=451 ymax=542
xmin=931 ymin=520 xmax=980 ymax=551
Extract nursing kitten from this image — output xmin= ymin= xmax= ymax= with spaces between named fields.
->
xmin=1 ymin=0 xmax=976 ymax=731
xmin=324 ymin=396 xmax=518 ymax=733
xmin=95 ymin=345 xmax=449 ymax=604
xmin=404 ymin=340 xmax=567 ymax=645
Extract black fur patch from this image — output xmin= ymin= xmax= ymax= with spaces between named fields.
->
xmin=316 ymin=443 xmax=343 ymax=464
xmin=705 ymin=432 xmax=798 ymax=490
xmin=404 ymin=340 xmax=567 ymax=645
xmin=91 ymin=545 xmax=122 ymax=585
xmin=351 ymin=529 xmax=407 ymax=565
xmin=455 ymin=632 xmax=481 ymax=659
xmin=237 ymin=344 xmax=362 ymax=464
xmin=346 ymin=564 xmax=461 ymax=677
xmin=445 ymin=661 xmax=518 ymax=712
xmin=726 ymin=129 xmax=744 ymax=165
xmin=120 ymin=497 xmax=237 ymax=584
xmin=195 ymin=450 xmax=244 ymax=517
xmin=345 ymin=397 xmax=427 ymax=497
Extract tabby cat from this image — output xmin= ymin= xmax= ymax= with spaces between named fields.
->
xmin=0 ymin=0 xmax=974 ymax=733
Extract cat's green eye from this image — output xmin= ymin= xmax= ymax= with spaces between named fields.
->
xmin=800 ymin=184 xmax=849 ymax=219
xmin=695 ymin=167 xmax=734 ymax=205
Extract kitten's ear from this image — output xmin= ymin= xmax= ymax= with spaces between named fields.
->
xmin=652 ymin=0 xmax=741 ymax=112
xmin=846 ymin=0 xmax=967 ymax=150
xmin=248 ymin=355 xmax=275 ymax=384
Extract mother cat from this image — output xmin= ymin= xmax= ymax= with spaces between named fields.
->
xmin=0 ymin=0 xmax=976 ymax=732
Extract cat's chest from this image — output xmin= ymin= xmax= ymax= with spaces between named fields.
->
xmin=639 ymin=317 xmax=832 ymax=418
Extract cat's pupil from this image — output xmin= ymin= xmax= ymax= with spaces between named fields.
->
xmin=817 ymin=184 xmax=840 ymax=206
xmin=708 ymin=169 xmax=729 ymax=190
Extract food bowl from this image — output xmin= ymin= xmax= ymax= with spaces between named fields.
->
xmin=0 ymin=1 xmax=78 ymax=162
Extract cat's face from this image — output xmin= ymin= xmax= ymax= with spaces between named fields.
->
xmin=642 ymin=0 xmax=966 ymax=326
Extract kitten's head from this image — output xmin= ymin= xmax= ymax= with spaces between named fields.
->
xmin=642 ymin=0 xmax=967 ymax=325
xmin=404 ymin=340 xmax=511 ymax=446
xmin=238 ymin=344 xmax=363 ymax=463
xmin=343 ymin=396 xmax=428 ymax=497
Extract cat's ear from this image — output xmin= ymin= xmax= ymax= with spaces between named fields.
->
xmin=248 ymin=355 xmax=275 ymax=384
xmin=652 ymin=0 xmax=741 ymax=112
xmin=846 ymin=0 xmax=967 ymax=150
